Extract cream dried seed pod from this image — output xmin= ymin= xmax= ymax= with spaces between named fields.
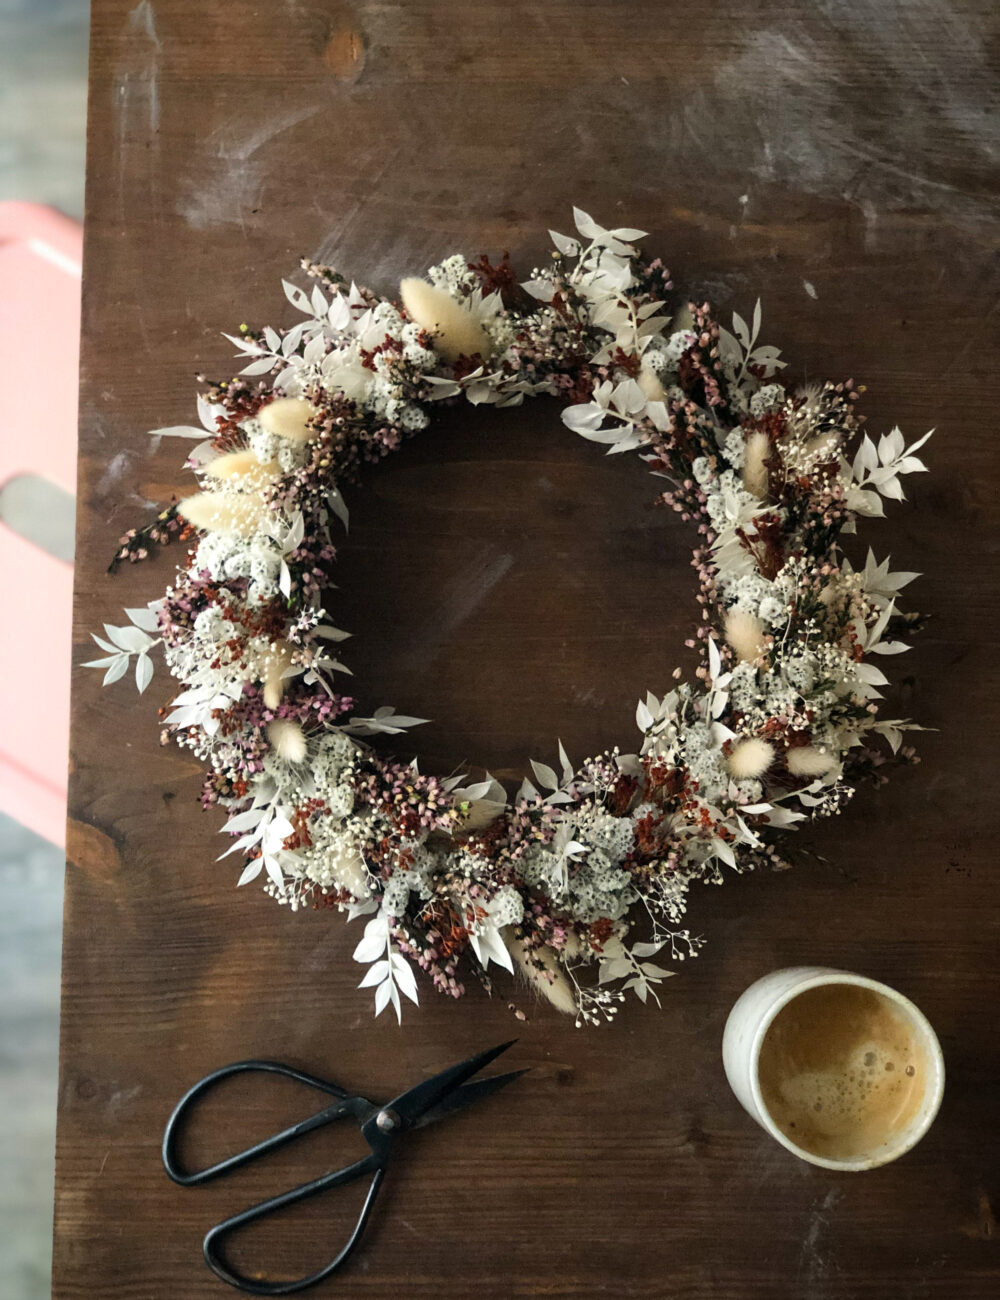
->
xmin=638 ymin=364 xmax=667 ymax=403
xmin=724 ymin=608 xmax=766 ymax=663
xmin=743 ymin=430 xmax=770 ymax=499
xmin=786 ymin=745 xmax=838 ymax=777
xmin=178 ymin=490 xmax=268 ymax=538
xmin=727 ymin=737 xmax=775 ymax=780
xmin=262 ymin=642 xmax=294 ymax=711
xmin=204 ymin=449 xmax=281 ymax=488
xmin=258 ymin=397 xmax=319 ymax=441
xmin=507 ymin=932 xmax=577 ymax=1016
xmin=266 ymin=718 xmax=307 ymax=764
xmin=399 ymin=277 xmax=491 ymax=363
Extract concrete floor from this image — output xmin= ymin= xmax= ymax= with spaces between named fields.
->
xmin=0 ymin=2 xmax=89 ymax=1296
xmin=0 ymin=1 xmax=90 ymax=216
xmin=0 ymin=814 xmax=64 ymax=1300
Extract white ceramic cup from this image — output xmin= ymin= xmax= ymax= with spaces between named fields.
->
xmin=722 ymin=967 xmax=945 ymax=1171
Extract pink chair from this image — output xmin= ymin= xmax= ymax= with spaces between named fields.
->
xmin=0 ymin=202 xmax=82 ymax=847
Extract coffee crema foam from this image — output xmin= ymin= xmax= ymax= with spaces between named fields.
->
xmin=757 ymin=984 xmax=929 ymax=1162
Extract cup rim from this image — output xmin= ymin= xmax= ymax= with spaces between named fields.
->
xmin=747 ymin=969 xmax=946 ymax=1172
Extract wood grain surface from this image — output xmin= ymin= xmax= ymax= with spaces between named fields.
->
xmin=56 ymin=1 xmax=999 ymax=1296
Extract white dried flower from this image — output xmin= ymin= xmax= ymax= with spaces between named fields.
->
xmin=306 ymin=836 xmax=370 ymax=897
xmin=723 ymin=428 xmax=747 ymax=469
xmin=399 ymin=403 xmax=429 ymax=431
xmin=750 ymin=383 xmax=785 ymax=416
xmin=426 ymin=253 xmax=477 ymax=295
xmin=758 ymin=595 xmax=785 ymax=625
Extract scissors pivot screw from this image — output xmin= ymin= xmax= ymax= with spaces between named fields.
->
xmin=375 ymin=1108 xmax=401 ymax=1133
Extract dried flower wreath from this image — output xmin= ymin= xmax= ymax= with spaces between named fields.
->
xmin=89 ymin=208 xmax=931 ymax=1025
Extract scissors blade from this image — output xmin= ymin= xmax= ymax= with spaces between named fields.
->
xmin=388 ymin=1040 xmax=517 ymax=1127
xmin=410 ymin=1068 xmax=529 ymax=1130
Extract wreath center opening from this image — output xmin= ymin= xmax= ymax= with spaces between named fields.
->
xmin=333 ymin=399 xmax=696 ymax=782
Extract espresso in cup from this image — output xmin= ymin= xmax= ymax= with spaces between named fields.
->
xmin=722 ymin=968 xmax=945 ymax=1170
xmin=756 ymin=983 xmax=930 ymax=1162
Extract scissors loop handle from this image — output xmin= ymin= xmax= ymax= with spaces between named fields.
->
xmin=162 ymin=1060 xmax=357 ymax=1187
xmin=202 ymin=1158 xmax=387 ymax=1296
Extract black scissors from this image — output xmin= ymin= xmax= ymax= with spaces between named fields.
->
xmin=163 ymin=1041 xmax=525 ymax=1295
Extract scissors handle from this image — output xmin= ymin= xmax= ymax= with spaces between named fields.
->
xmin=202 ymin=1156 xmax=387 ymax=1295
xmin=162 ymin=1060 xmax=359 ymax=1187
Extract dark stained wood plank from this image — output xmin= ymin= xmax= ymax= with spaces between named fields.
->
xmin=55 ymin=1 xmax=1000 ymax=1296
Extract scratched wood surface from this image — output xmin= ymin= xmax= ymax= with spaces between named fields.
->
xmin=55 ymin=1 xmax=999 ymax=1296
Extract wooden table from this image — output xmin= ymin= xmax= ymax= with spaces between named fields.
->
xmin=55 ymin=2 xmax=999 ymax=1295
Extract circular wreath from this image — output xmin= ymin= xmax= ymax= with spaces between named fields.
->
xmin=90 ymin=208 xmax=931 ymax=1026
